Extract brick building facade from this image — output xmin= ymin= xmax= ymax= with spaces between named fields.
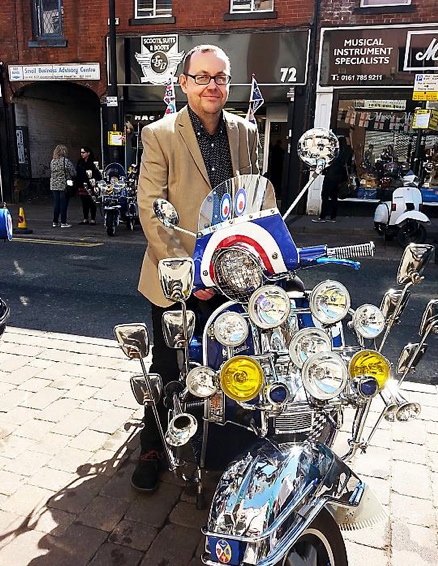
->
xmin=0 ymin=1 xmax=437 ymax=213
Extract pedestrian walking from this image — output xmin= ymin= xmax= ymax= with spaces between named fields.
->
xmin=50 ymin=144 xmax=76 ymax=228
xmin=75 ymin=146 xmax=101 ymax=225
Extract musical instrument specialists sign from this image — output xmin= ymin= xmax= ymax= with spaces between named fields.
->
xmin=319 ymin=25 xmax=438 ymax=88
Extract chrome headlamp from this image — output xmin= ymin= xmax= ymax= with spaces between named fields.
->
xmin=289 ymin=327 xmax=331 ymax=368
xmin=302 ymin=351 xmax=348 ymax=400
xmin=248 ymin=285 xmax=291 ymax=329
xmin=352 ymin=304 xmax=385 ymax=339
xmin=213 ymin=311 xmax=248 ymax=347
xmin=212 ymin=247 xmax=263 ymax=303
xmin=186 ymin=366 xmax=217 ymax=398
xmin=310 ymin=280 xmax=351 ymax=324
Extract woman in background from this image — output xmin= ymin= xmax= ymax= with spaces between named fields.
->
xmin=75 ymin=146 xmax=102 ymax=225
xmin=50 ymin=144 xmax=76 ymax=228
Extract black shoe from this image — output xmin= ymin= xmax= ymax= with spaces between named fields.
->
xmin=131 ymin=449 xmax=163 ymax=492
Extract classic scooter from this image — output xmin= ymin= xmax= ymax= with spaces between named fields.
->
xmin=373 ymin=174 xmax=430 ymax=247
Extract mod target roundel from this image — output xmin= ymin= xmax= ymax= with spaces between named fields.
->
xmin=234 ymin=188 xmax=247 ymax=216
xmin=220 ymin=193 xmax=232 ymax=222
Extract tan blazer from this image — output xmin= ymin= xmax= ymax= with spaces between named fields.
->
xmin=138 ymin=106 xmax=260 ymax=307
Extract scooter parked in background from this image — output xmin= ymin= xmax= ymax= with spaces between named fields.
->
xmin=373 ymin=162 xmax=430 ymax=247
xmin=95 ymin=163 xmax=139 ymax=237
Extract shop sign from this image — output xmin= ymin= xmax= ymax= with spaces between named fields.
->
xmin=404 ymin=31 xmax=438 ymax=72
xmin=135 ymin=35 xmax=184 ymax=85
xmin=320 ymin=25 xmax=438 ymax=88
xmin=355 ymin=100 xmax=407 ymax=110
xmin=122 ymin=31 xmax=310 ymax=87
xmin=8 ymin=63 xmax=100 ymax=81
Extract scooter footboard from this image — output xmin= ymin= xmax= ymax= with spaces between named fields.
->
xmin=201 ymin=440 xmax=381 ymax=566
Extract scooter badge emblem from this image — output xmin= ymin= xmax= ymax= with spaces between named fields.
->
xmin=215 ymin=539 xmax=232 ymax=563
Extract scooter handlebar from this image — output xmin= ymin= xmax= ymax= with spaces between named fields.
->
xmin=327 ymin=242 xmax=375 ymax=260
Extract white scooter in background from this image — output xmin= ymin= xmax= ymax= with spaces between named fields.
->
xmin=374 ymin=172 xmax=430 ymax=248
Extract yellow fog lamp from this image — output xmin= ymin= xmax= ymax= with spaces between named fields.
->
xmin=220 ymin=356 xmax=264 ymax=402
xmin=349 ymin=350 xmax=390 ymax=389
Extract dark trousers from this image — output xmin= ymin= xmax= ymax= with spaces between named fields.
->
xmin=80 ymin=194 xmax=97 ymax=221
xmin=320 ymin=179 xmax=339 ymax=220
xmin=140 ymin=294 xmax=227 ymax=452
xmin=52 ymin=190 xmax=69 ymax=224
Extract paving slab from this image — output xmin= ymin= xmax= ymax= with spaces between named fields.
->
xmin=0 ymin=325 xmax=436 ymax=566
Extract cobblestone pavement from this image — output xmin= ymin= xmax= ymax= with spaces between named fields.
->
xmin=0 ymin=324 xmax=437 ymax=566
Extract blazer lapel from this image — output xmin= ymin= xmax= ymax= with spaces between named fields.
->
xmin=177 ymin=107 xmax=211 ymax=187
xmin=224 ymin=112 xmax=240 ymax=175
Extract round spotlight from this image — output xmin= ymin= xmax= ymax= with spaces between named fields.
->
xmin=248 ymin=285 xmax=291 ymax=329
xmin=289 ymin=327 xmax=332 ymax=369
xmin=352 ymin=304 xmax=385 ymax=339
xmin=265 ymin=383 xmax=289 ymax=405
xmin=186 ymin=366 xmax=217 ymax=398
xmin=349 ymin=350 xmax=391 ymax=389
xmin=220 ymin=356 xmax=264 ymax=402
xmin=310 ymin=280 xmax=351 ymax=325
xmin=302 ymin=351 xmax=348 ymax=400
xmin=213 ymin=311 xmax=248 ymax=347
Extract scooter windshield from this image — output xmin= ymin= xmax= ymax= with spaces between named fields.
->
xmin=197 ymin=175 xmax=277 ymax=233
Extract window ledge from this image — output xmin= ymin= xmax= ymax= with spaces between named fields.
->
xmin=353 ymin=5 xmax=415 ymax=15
xmin=28 ymin=38 xmax=67 ymax=48
xmin=224 ymin=11 xmax=278 ymax=21
xmin=129 ymin=16 xmax=176 ymax=25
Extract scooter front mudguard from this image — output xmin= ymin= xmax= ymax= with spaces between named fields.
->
xmin=202 ymin=440 xmax=384 ymax=566
xmin=395 ymin=210 xmax=430 ymax=226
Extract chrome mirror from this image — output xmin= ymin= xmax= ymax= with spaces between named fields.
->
xmin=297 ymin=128 xmax=339 ymax=172
xmin=153 ymin=198 xmax=179 ymax=229
xmin=162 ymin=310 xmax=196 ymax=348
xmin=396 ymin=343 xmax=428 ymax=374
xmin=380 ymin=289 xmax=411 ymax=323
xmin=397 ymin=244 xmax=434 ymax=285
xmin=113 ymin=323 xmax=150 ymax=359
xmin=158 ymin=258 xmax=194 ymax=302
xmin=130 ymin=373 xmax=163 ymax=405
xmin=419 ymin=299 xmax=438 ymax=336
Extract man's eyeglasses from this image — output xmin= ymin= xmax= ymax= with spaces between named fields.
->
xmin=185 ymin=73 xmax=231 ymax=86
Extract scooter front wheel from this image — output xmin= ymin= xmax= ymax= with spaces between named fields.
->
xmin=277 ymin=508 xmax=347 ymax=566
xmin=396 ymin=222 xmax=426 ymax=248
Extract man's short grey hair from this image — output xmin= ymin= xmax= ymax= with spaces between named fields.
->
xmin=182 ymin=44 xmax=231 ymax=75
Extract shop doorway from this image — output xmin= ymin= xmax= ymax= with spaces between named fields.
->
xmin=263 ymin=105 xmax=287 ymax=199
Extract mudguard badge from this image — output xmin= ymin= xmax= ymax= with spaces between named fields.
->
xmin=215 ymin=539 xmax=232 ymax=563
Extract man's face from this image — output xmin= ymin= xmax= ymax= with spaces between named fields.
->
xmin=179 ymin=50 xmax=230 ymax=122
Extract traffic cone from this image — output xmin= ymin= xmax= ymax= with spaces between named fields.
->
xmin=13 ymin=206 xmax=33 ymax=234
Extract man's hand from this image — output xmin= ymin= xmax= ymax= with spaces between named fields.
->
xmin=193 ymin=288 xmax=216 ymax=301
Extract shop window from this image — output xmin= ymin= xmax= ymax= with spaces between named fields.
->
xmin=135 ymin=0 xmax=172 ymax=18
xmin=230 ymin=0 xmax=274 ymax=14
xmin=360 ymin=0 xmax=410 ymax=6
xmin=32 ymin=0 xmax=63 ymax=38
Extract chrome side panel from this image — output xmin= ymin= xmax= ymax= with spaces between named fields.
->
xmin=203 ymin=440 xmax=363 ymax=566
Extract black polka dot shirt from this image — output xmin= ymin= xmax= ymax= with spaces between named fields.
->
xmin=188 ymin=106 xmax=233 ymax=189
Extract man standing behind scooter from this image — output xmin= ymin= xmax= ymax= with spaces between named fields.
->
xmin=135 ymin=44 xmax=260 ymax=491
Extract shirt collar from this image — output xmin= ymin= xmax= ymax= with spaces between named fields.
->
xmin=188 ymin=106 xmax=225 ymax=137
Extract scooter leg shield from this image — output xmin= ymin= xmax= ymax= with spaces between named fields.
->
xmin=202 ymin=440 xmax=385 ymax=566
